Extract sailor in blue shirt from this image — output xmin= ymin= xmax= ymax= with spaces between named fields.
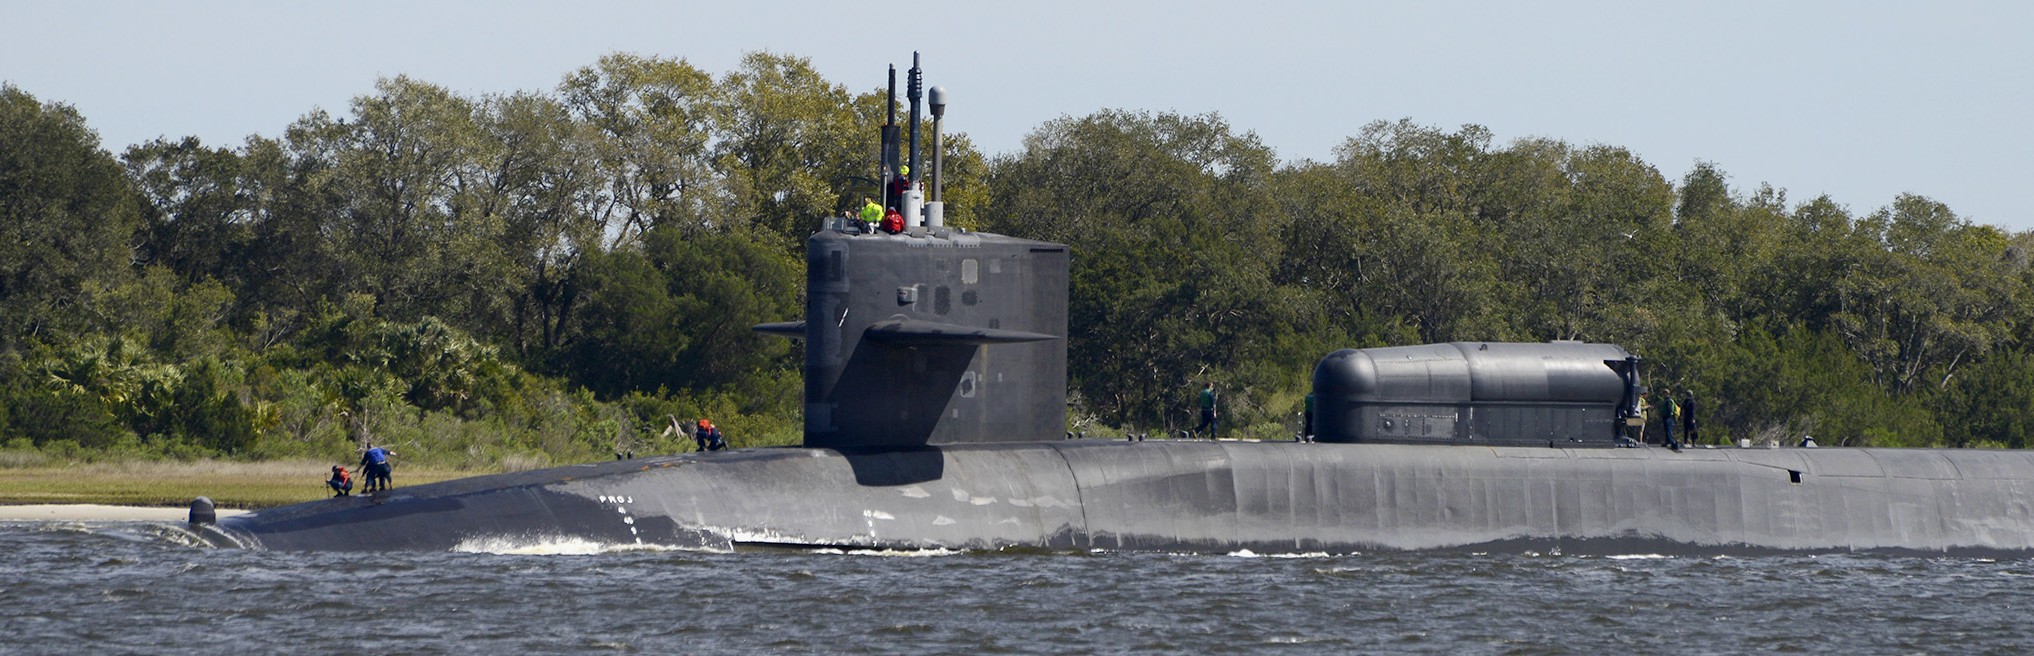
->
xmin=360 ymin=443 xmax=396 ymax=493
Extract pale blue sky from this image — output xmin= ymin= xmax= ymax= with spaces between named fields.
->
xmin=5 ymin=1 xmax=2030 ymax=230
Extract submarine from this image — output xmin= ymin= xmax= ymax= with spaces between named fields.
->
xmin=191 ymin=56 xmax=2034 ymax=556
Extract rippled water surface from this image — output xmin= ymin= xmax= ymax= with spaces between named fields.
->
xmin=3 ymin=521 xmax=2032 ymax=655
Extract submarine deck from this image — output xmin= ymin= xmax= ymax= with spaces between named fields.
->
xmin=202 ymin=440 xmax=2034 ymax=556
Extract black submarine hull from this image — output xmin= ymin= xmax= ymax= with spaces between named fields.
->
xmin=205 ymin=441 xmax=2034 ymax=556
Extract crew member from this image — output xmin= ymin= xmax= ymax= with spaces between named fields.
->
xmin=695 ymin=419 xmax=727 ymax=452
xmin=889 ymin=164 xmax=911 ymax=202
xmin=326 ymin=465 xmax=353 ymax=497
xmin=1657 ymin=388 xmax=1680 ymax=451
xmin=1193 ymin=382 xmax=1218 ymax=439
xmin=1301 ymin=393 xmax=1315 ymax=443
xmin=1681 ymin=389 xmax=1699 ymax=445
xmin=359 ymin=442 xmax=395 ymax=493
xmin=859 ymin=197 xmax=883 ymax=233
xmin=706 ymin=423 xmax=727 ymax=451
xmin=1629 ymin=391 xmax=1650 ymax=444
xmin=882 ymin=206 xmax=905 ymax=234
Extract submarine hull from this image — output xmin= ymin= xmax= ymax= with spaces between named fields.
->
xmin=208 ymin=441 xmax=2034 ymax=556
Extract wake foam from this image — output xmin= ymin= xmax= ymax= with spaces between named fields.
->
xmin=451 ymin=535 xmax=687 ymax=556
xmin=1225 ymin=549 xmax=1337 ymax=559
xmin=807 ymin=547 xmax=965 ymax=557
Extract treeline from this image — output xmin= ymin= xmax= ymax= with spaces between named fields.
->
xmin=0 ymin=52 xmax=979 ymax=465
xmin=3 ymin=52 xmax=2032 ymax=466
xmin=987 ymin=115 xmax=2033 ymax=447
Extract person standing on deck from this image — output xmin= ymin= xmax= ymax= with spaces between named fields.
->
xmin=889 ymin=164 xmax=911 ymax=204
xmin=1657 ymin=389 xmax=1681 ymax=451
xmin=359 ymin=443 xmax=395 ymax=492
xmin=1682 ymin=389 xmax=1699 ymax=445
xmin=1193 ymin=382 xmax=1219 ymax=439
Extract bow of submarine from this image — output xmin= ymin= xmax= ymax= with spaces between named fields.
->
xmin=210 ymin=443 xmax=1096 ymax=553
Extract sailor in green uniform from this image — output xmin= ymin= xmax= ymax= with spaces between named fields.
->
xmin=1193 ymin=381 xmax=1218 ymax=439
xmin=1657 ymin=388 xmax=1680 ymax=450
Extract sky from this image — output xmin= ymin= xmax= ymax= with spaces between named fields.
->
xmin=6 ymin=1 xmax=2031 ymax=231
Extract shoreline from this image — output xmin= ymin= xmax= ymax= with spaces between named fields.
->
xmin=0 ymin=460 xmax=480 ymax=509
xmin=0 ymin=504 xmax=251 ymax=522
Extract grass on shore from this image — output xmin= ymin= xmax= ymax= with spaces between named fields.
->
xmin=0 ymin=460 xmax=485 ymax=509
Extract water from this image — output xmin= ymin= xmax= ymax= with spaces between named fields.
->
xmin=3 ymin=522 xmax=2031 ymax=655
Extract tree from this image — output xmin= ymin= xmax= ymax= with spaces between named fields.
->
xmin=319 ymin=76 xmax=491 ymax=323
xmin=1711 ymin=322 xmax=1941 ymax=447
xmin=123 ymin=137 xmax=253 ymax=289
xmin=1323 ymin=121 xmax=1519 ymax=343
xmin=564 ymin=225 xmax=801 ymax=403
xmin=1669 ymin=164 xmax=1792 ymax=325
xmin=218 ymin=130 xmax=347 ymax=338
xmin=466 ymin=91 xmax=603 ymax=354
xmin=708 ymin=51 xmax=872 ymax=246
xmin=1932 ymin=349 xmax=2034 ymax=448
xmin=987 ymin=110 xmax=1301 ymax=431
xmin=1270 ymin=162 xmax=1397 ymax=345
xmin=1529 ymin=144 xmax=1675 ymax=342
xmin=559 ymin=53 xmax=717 ymax=249
xmin=1832 ymin=195 xmax=2022 ymax=393
xmin=0 ymin=85 xmax=142 ymax=348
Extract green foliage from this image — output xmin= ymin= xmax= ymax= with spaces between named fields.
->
xmin=985 ymin=110 xmax=1306 ymax=432
xmin=1932 ymin=349 xmax=2034 ymax=449
xmin=0 ymin=85 xmax=142 ymax=349
xmin=1708 ymin=322 xmax=1941 ymax=447
xmin=559 ymin=52 xmax=718 ymax=247
xmin=566 ymin=225 xmax=801 ymax=403
xmin=709 ymin=51 xmax=870 ymax=244
xmin=1 ymin=345 xmax=127 ymax=448
xmin=1831 ymin=195 xmax=2024 ymax=393
xmin=4 ymin=54 xmax=2032 ymax=460
xmin=124 ymin=137 xmax=254 ymax=289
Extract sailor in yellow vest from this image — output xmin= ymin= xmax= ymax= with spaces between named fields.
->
xmin=859 ymin=197 xmax=883 ymax=234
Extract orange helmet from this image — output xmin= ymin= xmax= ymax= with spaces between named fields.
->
xmin=698 ymin=419 xmax=713 ymax=430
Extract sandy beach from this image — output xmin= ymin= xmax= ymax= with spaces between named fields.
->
xmin=0 ymin=504 xmax=250 ymax=522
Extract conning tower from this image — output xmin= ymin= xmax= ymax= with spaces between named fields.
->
xmin=757 ymin=55 xmax=1070 ymax=450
